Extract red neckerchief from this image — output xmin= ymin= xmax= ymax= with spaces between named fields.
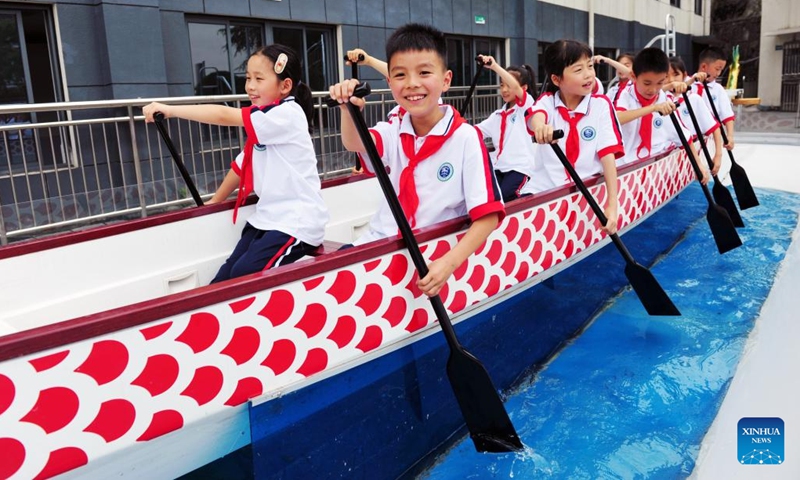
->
xmin=613 ymin=78 xmax=629 ymax=104
xmin=398 ymin=108 xmax=466 ymax=228
xmin=695 ymin=82 xmax=705 ymax=97
xmin=634 ymin=86 xmax=658 ymax=159
xmin=233 ymin=98 xmax=283 ymax=223
xmin=497 ymin=107 xmax=515 ymax=158
xmin=556 ymin=105 xmax=585 ymax=181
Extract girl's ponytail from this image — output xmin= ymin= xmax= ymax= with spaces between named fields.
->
xmin=294 ymin=81 xmax=314 ymax=134
xmin=521 ymin=64 xmax=538 ymax=99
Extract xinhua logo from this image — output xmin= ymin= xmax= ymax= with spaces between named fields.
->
xmin=738 ymin=417 xmax=784 ymax=465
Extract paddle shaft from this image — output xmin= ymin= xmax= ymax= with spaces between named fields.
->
xmin=153 ymin=113 xmax=204 ymax=207
xmin=459 ymin=57 xmax=491 ymax=117
xmin=681 ymin=93 xmax=722 ymax=179
xmin=667 ymin=112 xmax=715 ymax=205
xmin=547 ymin=138 xmax=637 ymax=266
xmin=343 ymin=99 xmax=462 ymax=351
xmin=346 ymin=54 xmax=365 ymax=171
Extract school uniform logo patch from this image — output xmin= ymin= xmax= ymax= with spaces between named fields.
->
xmin=654 ymin=118 xmax=664 ymax=128
xmin=437 ymin=162 xmax=454 ymax=182
xmin=254 ymin=144 xmax=267 ymax=151
xmin=580 ymin=126 xmax=597 ymax=141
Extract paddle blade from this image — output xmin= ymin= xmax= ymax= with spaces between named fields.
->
xmin=712 ymin=180 xmax=744 ymax=228
xmin=729 ymin=160 xmax=760 ymax=210
xmin=447 ymin=348 xmax=524 ymax=453
xmin=706 ymin=204 xmax=743 ymax=254
xmin=624 ymin=262 xmax=681 ymax=316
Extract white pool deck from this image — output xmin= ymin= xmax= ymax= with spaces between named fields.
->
xmin=690 ymin=134 xmax=800 ymax=479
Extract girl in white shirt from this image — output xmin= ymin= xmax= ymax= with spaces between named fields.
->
xmin=144 ymin=45 xmax=329 ymax=283
xmin=475 ymin=57 xmax=539 ymax=202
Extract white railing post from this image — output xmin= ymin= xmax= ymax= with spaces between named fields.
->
xmin=127 ymin=106 xmax=148 ymax=218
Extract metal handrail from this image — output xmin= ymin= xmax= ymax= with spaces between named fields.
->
xmin=0 ymin=85 xmax=503 ymax=245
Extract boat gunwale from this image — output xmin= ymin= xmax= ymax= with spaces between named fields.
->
xmin=0 ymin=150 xmax=675 ymax=362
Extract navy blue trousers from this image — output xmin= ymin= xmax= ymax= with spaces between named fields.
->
xmin=494 ymin=169 xmax=531 ymax=202
xmin=211 ymin=223 xmax=317 ymax=283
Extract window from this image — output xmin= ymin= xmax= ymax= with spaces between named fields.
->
xmin=669 ymin=0 xmax=680 ymax=7
xmin=445 ymin=36 xmax=505 ymax=88
xmin=695 ymin=0 xmax=703 ymax=16
xmin=0 ymin=4 xmax=64 ymax=168
xmin=189 ymin=20 xmax=263 ymax=96
xmin=188 ymin=19 xmax=336 ymax=96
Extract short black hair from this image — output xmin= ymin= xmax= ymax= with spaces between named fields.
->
xmin=542 ymin=39 xmax=593 ymax=93
xmin=669 ymin=56 xmax=687 ymax=76
xmin=698 ymin=46 xmax=727 ymax=65
xmin=385 ymin=23 xmax=447 ymax=69
xmin=632 ymin=48 xmax=669 ymax=76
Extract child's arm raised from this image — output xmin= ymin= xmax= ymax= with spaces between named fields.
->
xmin=143 ymin=102 xmax=242 ymax=127
xmin=418 ymin=214 xmax=499 ymax=297
xmin=347 ymin=48 xmax=389 ymax=78
xmin=593 ymin=55 xmax=631 ymax=79
xmin=478 ymin=55 xmax=524 ymax=103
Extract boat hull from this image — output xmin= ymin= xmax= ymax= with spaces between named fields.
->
xmin=0 ymin=149 xmax=696 ymax=479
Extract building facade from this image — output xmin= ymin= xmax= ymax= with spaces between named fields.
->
xmin=2 ymin=0 xmax=710 ymax=106
xmin=758 ymin=0 xmax=800 ymax=110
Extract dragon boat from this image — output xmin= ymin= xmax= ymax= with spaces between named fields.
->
xmin=0 ymin=141 xmax=701 ymax=479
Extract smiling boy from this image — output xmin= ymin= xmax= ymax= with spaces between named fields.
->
xmin=329 ymin=23 xmax=504 ymax=298
xmin=692 ymin=47 xmax=736 ymax=151
xmin=614 ymin=48 xmax=709 ymax=183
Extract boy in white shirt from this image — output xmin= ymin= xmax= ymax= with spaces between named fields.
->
xmin=329 ymin=24 xmax=505 ymax=297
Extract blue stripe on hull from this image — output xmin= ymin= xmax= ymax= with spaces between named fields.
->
xmin=245 ymin=188 xmax=705 ymax=479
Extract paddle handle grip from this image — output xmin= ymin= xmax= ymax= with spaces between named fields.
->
xmin=345 ymin=54 xmax=366 ymax=79
xmin=153 ymin=113 xmax=204 ymax=207
xmin=325 ymin=82 xmax=371 ymax=108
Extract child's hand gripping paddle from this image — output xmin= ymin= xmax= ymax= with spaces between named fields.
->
xmin=701 ymin=80 xmax=759 ymax=210
xmin=540 ymin=131 xmax=680 ymax=316
xmin=680 ymin=92 xmax=744 ymax=227
xmin=327 ymin=83 xmax=523 ymax=453
xmin=459 ymin=56 xmax=492 ymax=117
xmin=668 ymin=112 xmax=743 ymax=254
xmin=153 ymin=113 xmax=204 ymax=207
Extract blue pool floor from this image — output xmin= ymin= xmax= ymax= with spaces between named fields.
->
xmin=421 ymin=187 xmax=800 ymax=479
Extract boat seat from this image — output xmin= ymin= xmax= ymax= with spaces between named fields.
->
xmin=309 ymin=239 xmax=346 ymax=256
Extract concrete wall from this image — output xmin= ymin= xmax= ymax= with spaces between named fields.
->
xmin=758 ymin=0 xmax=800 ymax=107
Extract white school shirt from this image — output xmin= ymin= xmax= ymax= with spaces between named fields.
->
xmin=692 ymin=80 xmax=735 ymax=124
xmin=354 ymin=104 xmax=505 ymax=245
xmin=476 ymin=94 xmax=536 ymax=177
xmin=614 ymin=84 xmax=692 ymax=166
xmin=234 ymin=98 xmax=329 ymax=246
xmin=676 ymin=90 xmax=720 ymax=138
xmin=605 ymin=78 xmax=630 ymax=105
xmin=521 ymin=91 xmax=624 ymax=194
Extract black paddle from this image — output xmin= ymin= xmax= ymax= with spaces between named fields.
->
xmin=153 ymin=112 xmax=204 ymax=206
xmin=459 ymin=56 xmax=491 ymax=117
xmin=541 ymin=131 xmax=680 ymax=316
xmin=346 ymin=54 xmax=366 ymax=173
xmin=668 ymin=112 xmax=742 ymax=254
xmin=701 ymin=80 xmax=759 ymax=210
xmin=329 ymin=82 xmax=523 ymax=453
xmin=680 ymin=92 xmax=744 ymax=227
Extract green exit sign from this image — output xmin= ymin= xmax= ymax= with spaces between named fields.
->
xmin=474 ymin=15 xmax=486 ymax=25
